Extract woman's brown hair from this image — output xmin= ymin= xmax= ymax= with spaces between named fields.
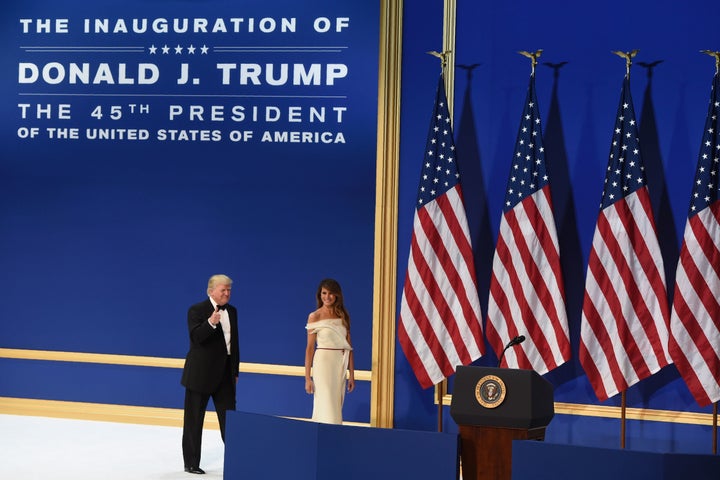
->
xmin=316 ymin=278 xmax=351 ymax=330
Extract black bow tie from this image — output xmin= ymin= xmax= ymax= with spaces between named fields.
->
xmin=216 ymin=304 xmax=227 ymax=311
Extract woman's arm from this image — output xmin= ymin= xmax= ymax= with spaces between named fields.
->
xmin=346 ymin=332 xmax=355 ymax=392
xmin=304 ymin=323 xmax=316 ymax=394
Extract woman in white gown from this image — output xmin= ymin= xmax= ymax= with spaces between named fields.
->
xmin=304 ymin=278 xmax=355 ymax=424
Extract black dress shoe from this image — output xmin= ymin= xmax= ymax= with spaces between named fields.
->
xmin=184 ymin=466 xmax=206 ymax=474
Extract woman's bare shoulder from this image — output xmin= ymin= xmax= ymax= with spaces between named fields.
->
xmin=307 ymin=309 xmax=322 ymax=323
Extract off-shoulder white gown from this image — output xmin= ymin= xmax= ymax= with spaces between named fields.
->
xmin=306 ymin=318 xmax=352 ymax=424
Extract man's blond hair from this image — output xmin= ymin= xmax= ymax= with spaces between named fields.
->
xmin=207 ymin=274 xmax=233 ymax=294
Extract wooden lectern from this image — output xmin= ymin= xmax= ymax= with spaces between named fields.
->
xmin=450 ymin=366 xmax=554 ymax=480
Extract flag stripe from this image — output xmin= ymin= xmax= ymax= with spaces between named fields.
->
xmin=580 ymin=75 xmax=670 ymax=401
xmin=581 ymin=192 xmax=670 ymax=400
xmin=602 ymin=194 xmax=670 ymax=369
xmin=513 ymin=189 xmax=569 ymax=364
xmin=428 ymin=189 xmax=484 ymax=338
xmin=398 ymin=75 xmax=484 ymax=389
xmin=581 ymin=241 xmax=634 ymax=398
xmin=416 ymin=193 xmax=481 ymax=363
xmin=398 ymin=280 xmax=437 ymax=388
xmin=671 ymin=230 xmax=720 ymax=405
xmin=405 ymin=225 xmax=459 ymax=372
xmin=672 ymin=232 xmax=720 ymax=360
xmin=486 ymin=74 xmax=570 ymax=375
xmin=487 ymin=191 xmax=568 ymax=371
xmin=682 ymin=210 xmax=720 ymax=322
xmin=670 ymin=204 xmax=720 ymax=403
xmin=670 ymin=72 xmax=720 ymax=406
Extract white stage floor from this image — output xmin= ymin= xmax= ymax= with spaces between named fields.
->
xmin=0 ymin=414 xmax=225 ymax=479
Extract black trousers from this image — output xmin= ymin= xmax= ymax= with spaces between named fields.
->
xmin=182 ymin=357 xmax=236 ymax=469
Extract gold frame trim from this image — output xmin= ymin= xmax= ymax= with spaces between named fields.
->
xmin=440 ymin=394 xmax=716 ymax=426
xmin=443 ymin=0 xmax=457 ymax=111
xmin=0 ymin=396 xmax=205 ymax=428
xmin=0 ymin=348 xmax=371 ymax=381
xmin=0 ymin=397 xmax=370 ymax=428
xmin=371 ymin=0 xmax=403 ymax=428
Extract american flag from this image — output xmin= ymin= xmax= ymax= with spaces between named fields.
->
xmin=579 ymin=74 xmax=671 ymax=401
xmin=485 ymin=74 xmax=570 ymax=373
xmin=669 ymin=72 xmax=720 ymax=407
xmin=398 ymin=74 xmax=484 ymax=389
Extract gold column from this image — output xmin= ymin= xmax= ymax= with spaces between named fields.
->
xmin=371 ymin=0 xmax=403 ymax=428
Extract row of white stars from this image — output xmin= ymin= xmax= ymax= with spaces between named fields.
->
xmin=148 ymin=44 xmax=210 ymax=55
xmin=690 ymin=108 xmax=720 ymax=211
xmin=600 ymin=104 xmax=644 ymax=204
xmin=506 ymin=101 xmax=547 ymax=204
xmin=506 ymin=170 xmax=548 ymax=205
xmin=418 ymin=114 xmax=459 ymax=204
xmin=692 ymin=158 xmax=719 ymax=210
xmin=419 ymin=144 xmax=459 ymax=203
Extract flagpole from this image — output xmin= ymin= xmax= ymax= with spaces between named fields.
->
xmin=703 ymin=50 xmax=720 ymax=456
xmin=608 ymin=50 xmax=640 ymax=451
xmin=436 ymin=378 xmax=447 ymax=432
xmin=426 ymin=48 xmax=451 ymax=433
xmin=616 ymin=49 xmax=629 ymax=446
xmin=713 ymin=402 xmax=718 ymax=454
xmin=698 ymin=48 xmax=720 ymax=456
xmin=434 ymin=1 xmax=457 ymax=433
xmin=620 ymin=391 xmax=627 ymax=449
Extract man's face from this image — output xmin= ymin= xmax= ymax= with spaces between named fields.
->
xmin=209 ymin=283 xmax=231 ymax=306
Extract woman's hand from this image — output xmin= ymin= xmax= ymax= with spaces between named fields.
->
xmin=305 ymin=378 xmax=314 ymax=394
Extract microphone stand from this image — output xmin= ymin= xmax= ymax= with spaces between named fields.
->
xmin=497 ymin=336 xmax=525 ymax=367
xmin=497 ymin=343 xmax=513 ymax=368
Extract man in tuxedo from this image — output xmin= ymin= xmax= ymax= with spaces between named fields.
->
xmin=181 ymin=274 xmax=240 ymax=474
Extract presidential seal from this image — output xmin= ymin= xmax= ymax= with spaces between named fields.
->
xmin=475 ymin=375 xmax=506 ymax=408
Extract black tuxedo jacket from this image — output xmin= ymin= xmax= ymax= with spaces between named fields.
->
xmin=181 ymin=298 xmax=240 ymax=394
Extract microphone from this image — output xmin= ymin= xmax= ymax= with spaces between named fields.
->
xmin=497 ymin=335 xmax=526 ymax=367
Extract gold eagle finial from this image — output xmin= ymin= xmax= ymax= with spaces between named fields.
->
xmin=427 ymin=50 xmax=451 ymax=69
xmin=518 ymin=49 xmax=543 ymax=75
xmin=612 ymin=50 xmax=639 ymax=76
xmin=700 ymin=50 xmax=720 ymax=74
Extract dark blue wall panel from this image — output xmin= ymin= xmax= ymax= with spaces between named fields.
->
xmin=0 ymin=358 xmax=184 ymax=408
xmin=224 ymin=411 xmax=460 ymax=480
xmin=512 ymin=440 xmax=720 ymax=479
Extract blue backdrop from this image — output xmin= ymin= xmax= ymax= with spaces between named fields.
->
xmin=0 ymin=0 xmax=379 ymax=422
